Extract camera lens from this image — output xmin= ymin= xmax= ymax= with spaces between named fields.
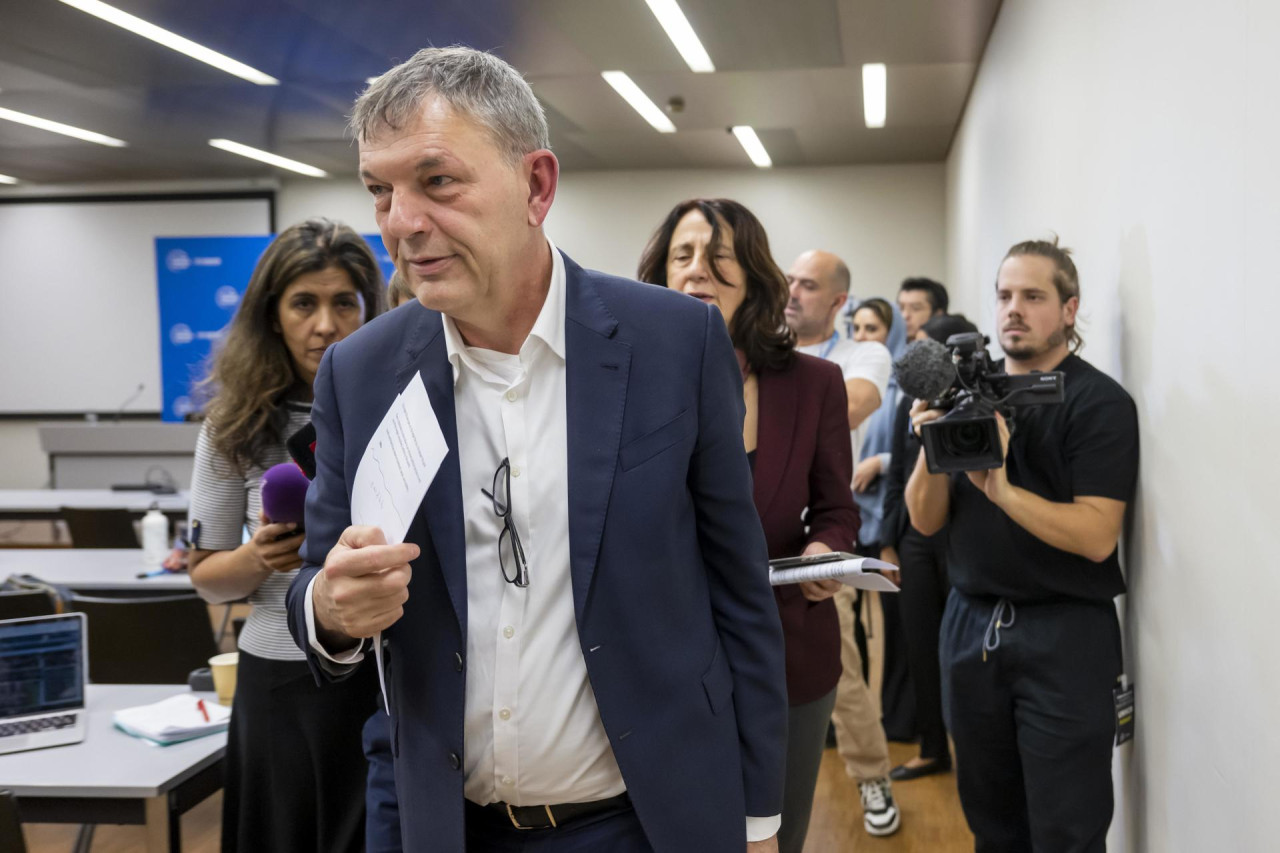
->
xmin=941 ymin=421 xmax=990 ymax=456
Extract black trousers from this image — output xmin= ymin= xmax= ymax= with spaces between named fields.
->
xmin=778 ymin=687 xmax=839 ymax=853
xmin=878 ymin=588 xmax=916 ymax=741
xmin=940 ymin=590 xmax=1122 ymax=853
xmin=897 ymin=527 xmax=951 ymax=761
xmin=222 ymin=650 xmax=378 ymax=853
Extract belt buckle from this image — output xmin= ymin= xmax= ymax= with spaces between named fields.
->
xmin=505 ymin=803 xmax=558 ymax=830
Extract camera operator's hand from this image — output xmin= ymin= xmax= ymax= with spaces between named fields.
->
xmin=965 ymin=412 xmax=1013 ymax=505
xmin=909 ymin=398 xmax=946 ymax=437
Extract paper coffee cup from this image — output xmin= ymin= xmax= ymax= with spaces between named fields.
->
xmin=209 ymin=652 xmax=239 ymax=707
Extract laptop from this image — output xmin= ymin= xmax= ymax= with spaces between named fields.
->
xmin=0 ymin=613 xmax=88 ymax=754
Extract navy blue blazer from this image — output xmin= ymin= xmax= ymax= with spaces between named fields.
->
xmin=286 ymin=253 xmax=787 ymax=851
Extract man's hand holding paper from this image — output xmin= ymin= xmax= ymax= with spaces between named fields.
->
xmin=313 ymin=525 xmax=419 ymax=649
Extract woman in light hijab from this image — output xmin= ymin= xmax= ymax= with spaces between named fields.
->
xmin=845 ymin=298 xmax=915 ymax=743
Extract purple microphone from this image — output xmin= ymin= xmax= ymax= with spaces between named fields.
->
xmin=260 ymin=462 xmax=310 ymax=528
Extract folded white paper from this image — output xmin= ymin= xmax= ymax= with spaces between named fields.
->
xmin=351 ymin=371 xmax=448 ymax=545
xmin=350 ymin=371 xmax=450 ymax=717
xmin=768 ymin=555 xmax=900 ymax=592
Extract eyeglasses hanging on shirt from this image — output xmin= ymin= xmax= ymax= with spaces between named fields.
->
xmin=481 ymin=457 xmax=530 ymax=587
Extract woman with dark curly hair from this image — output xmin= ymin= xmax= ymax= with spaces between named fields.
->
xmin=188 ymin=218 xmax=384 ymax=853
xmin=638 ymin=199 xmax=861 ymax=852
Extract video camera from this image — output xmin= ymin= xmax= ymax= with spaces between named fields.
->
xmin=897 ymin=332 xmax=1065 ymax=474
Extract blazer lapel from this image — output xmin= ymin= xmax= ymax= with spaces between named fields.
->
xmin=395 ymin=310 xmax=467 ymax=635
xmin=563 ymin=256 xmax=631 ymax=618
xmin=753 ymin=366 xmax=797 ymax=520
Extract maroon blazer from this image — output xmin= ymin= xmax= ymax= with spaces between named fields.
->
xmin=754 ymin=352 xmax=860 ymax=705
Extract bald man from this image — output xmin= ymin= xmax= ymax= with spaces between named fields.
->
xmin=784 ymin=251 xmax=900 ymax=838
xmin=785 ymin=251 xmax=891 ymax=462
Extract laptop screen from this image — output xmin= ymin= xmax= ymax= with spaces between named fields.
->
xmin=0 ymin=615 xmax=86 ymax=719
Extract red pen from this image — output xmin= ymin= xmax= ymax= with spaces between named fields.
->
xmin=197 ymin=698 xmax=210 ymax=723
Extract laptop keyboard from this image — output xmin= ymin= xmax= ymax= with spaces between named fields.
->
xmin=0 ymin=714 xmax=78 ymax=737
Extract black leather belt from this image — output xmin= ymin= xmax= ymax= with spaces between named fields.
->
xmin=473 ymin=791 xmax=631 ymax=830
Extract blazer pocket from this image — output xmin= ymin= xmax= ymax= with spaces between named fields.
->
xmin=701 ymin=641 xmax=734 ymax=715
xmin=619 ymin=408 xmax=694 ymax=472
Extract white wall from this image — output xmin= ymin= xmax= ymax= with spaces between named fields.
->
xmin=0 ymin=164 xmax=944 ymax=492
xmin=279 ymin=163 xmax=948 ymax=301
xmin=946 ymin=2 xmax=1280 ymax=850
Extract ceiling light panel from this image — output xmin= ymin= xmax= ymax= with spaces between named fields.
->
xmin=644 ymin=0 xmax=715 ymax=73
xmin=862 ymin=63 xmax=886 ymax=129
xmin=0 ymin=106 xmax=126 ymax=147
xmin=57 ymin=0 xmax=278 ymax=85
xmin=208 ymin=139 xmax=328 ymax=178
xmin=601 ymin=72 xmax=677 ymax=133
xmin=731 ymin=126 xmax=772 ymax=168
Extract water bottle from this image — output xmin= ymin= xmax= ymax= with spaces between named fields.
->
xmin=142 ymin=505 xmax=169 ymax=565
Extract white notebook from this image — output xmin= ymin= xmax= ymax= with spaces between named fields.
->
xmin=113 ymin=693 xmax=230 ymax=746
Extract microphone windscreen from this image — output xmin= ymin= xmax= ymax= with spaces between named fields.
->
xmin=894 ymin=339 xmax=957 ymax=401
xmin=260 ymin=462 xmax=310 ymax=527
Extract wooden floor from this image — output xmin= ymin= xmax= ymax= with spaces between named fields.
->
xmin=25 ymin=739 xmax=970 ymax=852
xmin=806 ymin=741 xmax=973 ymax=852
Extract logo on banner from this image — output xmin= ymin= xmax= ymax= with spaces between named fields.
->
xmin=215 ymin=286 xmax=240 ymax=309
xmin=169 ymin=323 xmax=195 ymax=345
xmin=166 ymin=249 xmax=191 ymax=272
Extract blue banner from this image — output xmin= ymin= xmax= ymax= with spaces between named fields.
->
xmin=364 ymin=233 xmax=396 ymax=282
xmin=155 ymin=236 xmax=273 ymax=422
xmin=155 ymin=233 xmax=394 ymax=422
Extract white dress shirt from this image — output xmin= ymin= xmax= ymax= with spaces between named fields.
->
xmin=307 ymin=238 xmax=778 ymax=839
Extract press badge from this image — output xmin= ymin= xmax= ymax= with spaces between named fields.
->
xmin=1113 ymin=677 xmax=1135 ymax=746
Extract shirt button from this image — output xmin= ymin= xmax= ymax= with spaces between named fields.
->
xmin=502 ymin=626 xmax=515 ymax=639
xmin=502 ymin=776 xmax=513 ymax=786
xmin=505 ymin=390 xmax=518 ymax=402
xmin=510 ymin=466 xmax=521 ymax=478
xmin=449 ymin=752 xmax=461 ymax=770
xmin=454 ymin=652 xmax=464 ymax=672
xmin=499 ymin=708 xmax=511 ymax=721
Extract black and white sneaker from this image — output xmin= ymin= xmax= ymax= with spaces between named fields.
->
xmin=859 ymin=777 xmax=902 ymax=836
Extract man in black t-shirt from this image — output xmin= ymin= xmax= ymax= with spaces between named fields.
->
xmin=905 ymin=239 xmax=1138 ymax=853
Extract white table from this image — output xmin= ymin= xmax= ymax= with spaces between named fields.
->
xmin=0 ymin=549 xmax=193 ymax=592
xmin=0 ymin=683 xmax=226 ymax=853
xmin=0 ymin=489 xmax=189 ymax=522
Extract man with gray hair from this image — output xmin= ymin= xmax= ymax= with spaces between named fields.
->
xmin=287 ymin=47 xmax=788 ymax=852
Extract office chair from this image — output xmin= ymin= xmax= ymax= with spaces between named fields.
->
xmin=67 ymin=593 xmax=218 ymax=684
xmin=0 ymin=589 xmax=57 ymax=621
xmin=59 ymin=508 xmax=139 ymax=549
xmin=0 ymin=791 xmax=25 ymax=853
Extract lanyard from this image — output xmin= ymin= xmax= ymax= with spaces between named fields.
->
xmin=818 ymin=331 xmax=840 ymax=361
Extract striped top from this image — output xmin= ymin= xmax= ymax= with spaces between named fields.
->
xmin=188 ymin=402 xmax=312 ymax=661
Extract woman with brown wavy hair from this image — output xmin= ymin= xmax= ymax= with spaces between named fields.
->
xmin=187 ymin=218 xmax=384 ymax=853
xmin=638 ymin=199 xmax=862 ymax=853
